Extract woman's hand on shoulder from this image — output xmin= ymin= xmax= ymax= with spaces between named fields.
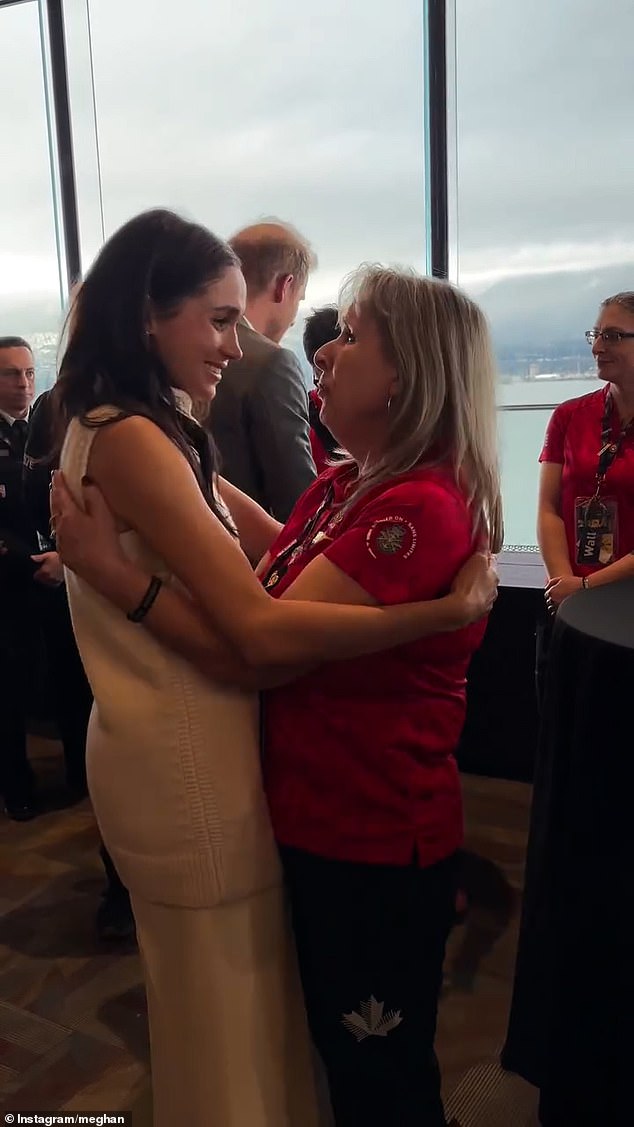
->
xmin=450 ymin=551 xmax=499 ymax=625
xmin=51 ymin=470 xmax=125 ymax=586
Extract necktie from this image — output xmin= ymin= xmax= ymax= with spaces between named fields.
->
xmin=11 ymin=419 xmax=28 ymax=458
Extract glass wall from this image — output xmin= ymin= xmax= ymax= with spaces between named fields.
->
xmin=453 ymin=0 xmax=634 ymax=546
xmin=71 ymin=0 xmax=427 ymax=368
xmin=0 ymin=0 xmax=65 ymax=393
xmin=8 ymin=1 xmax=629 ymax=556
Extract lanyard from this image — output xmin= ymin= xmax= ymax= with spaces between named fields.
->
xmin=261 ymin=483 xmax=336 ymax=591
xmin=593 ymin=390 xmax=634 ymax=499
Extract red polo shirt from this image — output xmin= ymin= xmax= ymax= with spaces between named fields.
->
xmin=261 ymin=462 xmax=487 ymax=868
xmin=539 ymin=387 xmax=634 ymax=577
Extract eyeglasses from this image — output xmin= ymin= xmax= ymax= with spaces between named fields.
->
xmin=585 ymin=329 xmax=634 ymax=346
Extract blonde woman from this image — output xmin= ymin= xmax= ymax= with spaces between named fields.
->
xmin=50 ymin=220 xmax=498 ymax=1127
xmin=263 ymin=267 xmax=503 ymax=1126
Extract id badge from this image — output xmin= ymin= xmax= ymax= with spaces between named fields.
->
xmin=575 ymin=496 xmax=618 ymax=566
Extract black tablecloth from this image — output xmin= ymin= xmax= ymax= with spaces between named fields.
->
xmin=501 ymin=579 xmax=634 ymax=1126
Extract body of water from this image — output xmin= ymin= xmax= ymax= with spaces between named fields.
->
xmin=31 ymin=327 xmax=600 ymax=551
xmin=498 ymin=376 xmax=600 ymax=546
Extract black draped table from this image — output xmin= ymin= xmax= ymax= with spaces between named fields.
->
xmin=501 ymin=578 xmax=634 ymax=1125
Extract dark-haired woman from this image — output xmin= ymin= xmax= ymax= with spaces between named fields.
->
xmin=303 ymin=305 xmax=341 ymax=472
xmin=52 ymin=210 xmax=497 ymax=1126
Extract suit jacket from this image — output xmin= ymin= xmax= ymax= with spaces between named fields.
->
xmin=23 ymin=390 xmax=56 ymax=544
xmin=0 ymin=412 xmax=38 ymax=586
xmin=209 ymin=321 xmax=316 ymax=522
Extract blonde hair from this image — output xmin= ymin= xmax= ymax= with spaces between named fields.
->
xmin=601 ymin=291 xmax=634 ymax=316
xmin=337 ymin=265 xmax=503 ymax=553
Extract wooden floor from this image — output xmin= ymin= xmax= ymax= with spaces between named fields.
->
xmin=0 ymin=738 xmax=537 ymax=1123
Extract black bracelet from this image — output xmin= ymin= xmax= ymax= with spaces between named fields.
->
xmin=127 ymin=575 xmax=163 ymax=623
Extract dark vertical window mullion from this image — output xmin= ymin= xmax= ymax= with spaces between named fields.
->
xmin=45 ymin=0 xmax=81 ymax=289
xmin=426 ymin=0 xmax=448 ymax=279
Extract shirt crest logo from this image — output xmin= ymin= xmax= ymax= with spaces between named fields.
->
xmin=341 ymin=995 xmax=403 ymax=1042
xmin=366 ymin=516 xmax=417 ymax=560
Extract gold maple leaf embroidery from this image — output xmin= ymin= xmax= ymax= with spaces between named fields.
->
xmin=376 ymin=525 xmax=406 ymax=554
xmin=341 ymin=995 xmax=403 ymax=1041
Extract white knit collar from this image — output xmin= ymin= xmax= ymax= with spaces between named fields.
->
xmin=172 ymin=388 xmax=194 ymax=419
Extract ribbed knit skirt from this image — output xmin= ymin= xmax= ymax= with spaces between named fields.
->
xmin=131 ymin=886 xmax=320 ymax=1127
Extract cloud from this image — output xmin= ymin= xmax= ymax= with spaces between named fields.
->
xmin=1 ymin=0 xmax=633 ymax=315
xmin=454 ymin=0 xmax=634 ymax=278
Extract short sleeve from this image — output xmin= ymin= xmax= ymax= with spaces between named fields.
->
xmin=539 ymin=403 xmax=569 ymax=464
xmin=323 ymin=482 xmax=472 ymax=605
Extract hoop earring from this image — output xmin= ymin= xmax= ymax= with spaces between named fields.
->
xmin=387 ymin=396 xmax=393 ymax=413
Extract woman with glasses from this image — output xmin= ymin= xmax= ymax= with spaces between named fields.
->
xmin=536 ymin=291 xmax=634 ymax=705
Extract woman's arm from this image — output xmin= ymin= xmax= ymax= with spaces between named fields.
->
xmin=585 ymin=554 xmax=634 ymax=586
xmin=216 ymin=477 xmax=282 ymax=565
xmin=537 ymin=462 xmax=574 ymax=580
xmin=53 ymin=466 xmax=496 ymax=684
xmin=54 ymin=417 xmax=495 ymax=668
xmin=547 ymin=551 xmax=634 ymax=607
xmin=86 ymin=552 xmax=304 ymax=689
xmin=54 ymin=481 xmax=496 ymax=684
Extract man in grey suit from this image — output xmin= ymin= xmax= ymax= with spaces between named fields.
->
xmin=209 ymin=220 xmax=317 ymax=521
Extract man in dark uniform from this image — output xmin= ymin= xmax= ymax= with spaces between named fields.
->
xmin=0 ymin=337 xmax=133 ymax=939
xmin=23 ymin=380 xmax=135 ymax=941
xmin=25 ymin=390 xmax=92 ymax=804
xmin=1 ymin=336 xmax=90 ymax=817
xmin=0 ymin=336 xmax=45 ymax=820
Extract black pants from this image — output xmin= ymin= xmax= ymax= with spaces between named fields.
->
xmin=0 ymin=581 xmax=91 ymax=803
xmin=535 ymin=610 xmax=553 ymax=717
xmin=0 ymin=628 xmax=37 ymax=804
xmin=280 ymin=846 xmax=458 ymax=1127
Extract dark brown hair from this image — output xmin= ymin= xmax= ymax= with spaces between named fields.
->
xmin=52 ymin=209 xmax=239 ymax=532
xmin=302 ymin=305 xmax=339 ymax=366
xmin=0 ymin=335 xmax=32 ymax=353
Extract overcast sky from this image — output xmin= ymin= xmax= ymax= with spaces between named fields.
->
xmin=1 ymin=0 xmax=633 ymax=309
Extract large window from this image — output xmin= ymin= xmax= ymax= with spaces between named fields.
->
xmin=70 ymin=0 xmax=427 ymax=365
xmin=8 ymin=1 xmax=629 ymax=557
xmin=0 ymin=0 xmax=66 ymax=393
xmin=453 ymin=0 xmax=634 ymax=546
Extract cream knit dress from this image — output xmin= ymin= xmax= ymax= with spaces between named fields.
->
xmin=60 ymin=407 xmax=318 ymax=1127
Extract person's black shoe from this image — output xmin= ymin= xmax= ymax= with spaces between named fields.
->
xmin=96 ymin=893 xmax=136 ymax=942
xmin=3 ymin=800 xmax=38 ymax=822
